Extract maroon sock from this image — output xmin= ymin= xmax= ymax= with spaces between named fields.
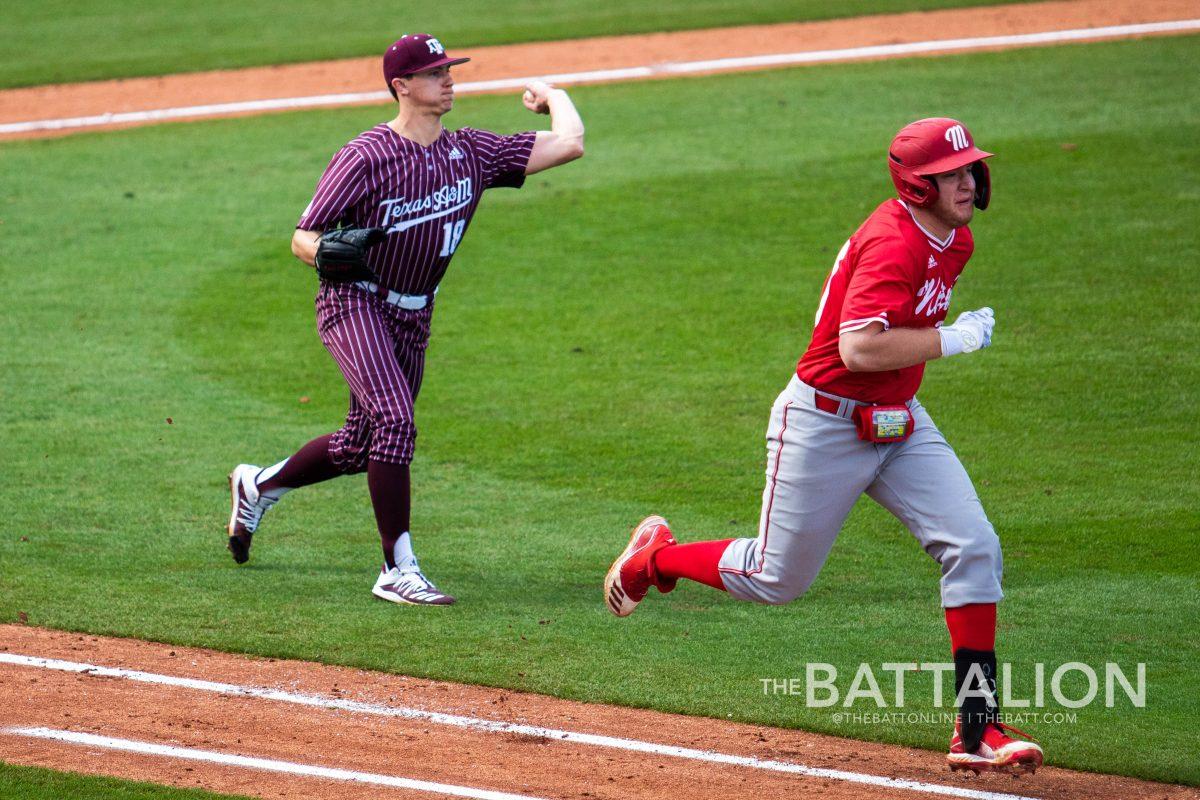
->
xmin=653 ymin=539 xmax=733 ymax=591
xmin=367 ymin=460 xmax=411 ymax=570
xmin=257 ymin=434 xmax=342 ymax=493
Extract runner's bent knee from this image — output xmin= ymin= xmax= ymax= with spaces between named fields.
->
xmin=938 ymin=520 xmax=1003 ymax=606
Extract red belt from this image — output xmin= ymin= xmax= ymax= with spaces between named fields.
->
xmin=812 ymin=393 xmax=843 ymax=416
xmin=809 ymin=388 xmax=869 ymax=421
xmin=811 ymin=390 xmax=913 ymax=418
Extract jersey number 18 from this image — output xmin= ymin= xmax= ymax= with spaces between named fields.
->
xmin=439 ymin=220 xmax=466 ymax=257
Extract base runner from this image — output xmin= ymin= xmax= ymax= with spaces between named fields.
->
xmin=605 ymin=118 xmax=1043 ymax=774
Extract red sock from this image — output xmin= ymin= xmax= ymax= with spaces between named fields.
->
xmin=653 ymin=539 xmax=733 ymax=591
xmin=945 ymin=603 xmax=997 ymax=653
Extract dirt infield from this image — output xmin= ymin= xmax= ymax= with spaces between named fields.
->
xmin=1 ymin=0 xmax=1197 ymax=140
xmin=1 ymin=625 xmax=1196 ymax=800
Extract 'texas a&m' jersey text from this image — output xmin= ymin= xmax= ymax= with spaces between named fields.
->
xmin=796 ymin=199 xmax=975 ymax=404
xmin=298 ymin=125 xmax=535 ymax=295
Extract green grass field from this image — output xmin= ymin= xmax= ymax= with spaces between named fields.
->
xmin=2 ymin=0 xmax=1037 ymax=89
xmin=2 ymin=33 xmax=1198 ymax=792
xmin=0 ymin=762 xmax=250 ymax=800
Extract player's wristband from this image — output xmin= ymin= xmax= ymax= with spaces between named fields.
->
xmin=938 ymin=326 xmax=970 ymax=357
xmin=936 ymin=323 xmax=984 ymax=357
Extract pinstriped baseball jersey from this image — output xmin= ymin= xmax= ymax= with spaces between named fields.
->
xmin=796 ymin=198 xmax=974 ymax=404
xmin=298 ymin=124 xmax=536 ymax=295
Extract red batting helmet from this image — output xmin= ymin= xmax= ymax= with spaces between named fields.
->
xmin=888 ymin=118 xmax=993 ymax=210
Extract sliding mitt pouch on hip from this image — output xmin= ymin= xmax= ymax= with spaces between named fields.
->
xmin=853 ymin=404 xmax=915 ymax=443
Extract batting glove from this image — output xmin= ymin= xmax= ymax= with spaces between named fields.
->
xmin=938 ymin=307 xmax=995 ymax=357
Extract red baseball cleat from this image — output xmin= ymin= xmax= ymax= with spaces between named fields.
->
xmin=604 ymin=515 xmax=677 ymax=617
xmin=947 ymin=719 xmax=1043 ymax=775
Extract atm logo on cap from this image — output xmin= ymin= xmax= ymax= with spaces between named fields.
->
xmin=945 ymin=125 xmax=969 ymax=151
xmin=426 ymin=38 xmax=445 ymax=54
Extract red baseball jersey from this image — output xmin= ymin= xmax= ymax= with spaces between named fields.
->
xmin=796 ymin=199 xmax=974 ymax=404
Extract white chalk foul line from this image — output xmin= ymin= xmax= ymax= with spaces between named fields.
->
xmin=0 ymin=652 xmax=1034 ymax=800
xmin=1 ymin=18 xmax=1198 ymax=135
xmin=3 ymin=726 xmax=548 ymax=800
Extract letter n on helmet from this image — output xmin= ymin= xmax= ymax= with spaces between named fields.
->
xmin=888 ymin=118 xmax=993 ymax=210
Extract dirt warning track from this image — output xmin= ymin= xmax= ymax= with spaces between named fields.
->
xmin=1 ymin=0 xmax=1198 ymax=139
xmin=0 ymin=626 xmax=1195 ymax=800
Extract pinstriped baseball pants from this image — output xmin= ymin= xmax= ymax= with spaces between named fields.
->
xmin=315 ymin=283 xmax=432 ymax=468
xmin=717 ymin=374 xmax=1004 ymax=608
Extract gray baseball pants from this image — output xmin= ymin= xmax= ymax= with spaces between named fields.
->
xmin=718 ymin=374 xmax=1003 ymax=608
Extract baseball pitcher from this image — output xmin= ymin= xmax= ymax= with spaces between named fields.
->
xmin=226 ymin=34 xmax=584 ymax=605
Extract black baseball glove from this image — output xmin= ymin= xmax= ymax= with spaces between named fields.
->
xmin=314 ymin=227 xmax=387 ymax=283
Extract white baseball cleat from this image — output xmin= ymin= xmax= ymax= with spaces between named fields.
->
xmin=604 ymin=515 xmax=677 ymax=617
xmin=372 ymin=564 xmax=456 ymax=606
xmin=226 ymin=464 xmax=279 ymax=564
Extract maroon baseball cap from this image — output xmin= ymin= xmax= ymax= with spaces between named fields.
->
xmin=383 ymin=34 xmax=470 ymax=87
